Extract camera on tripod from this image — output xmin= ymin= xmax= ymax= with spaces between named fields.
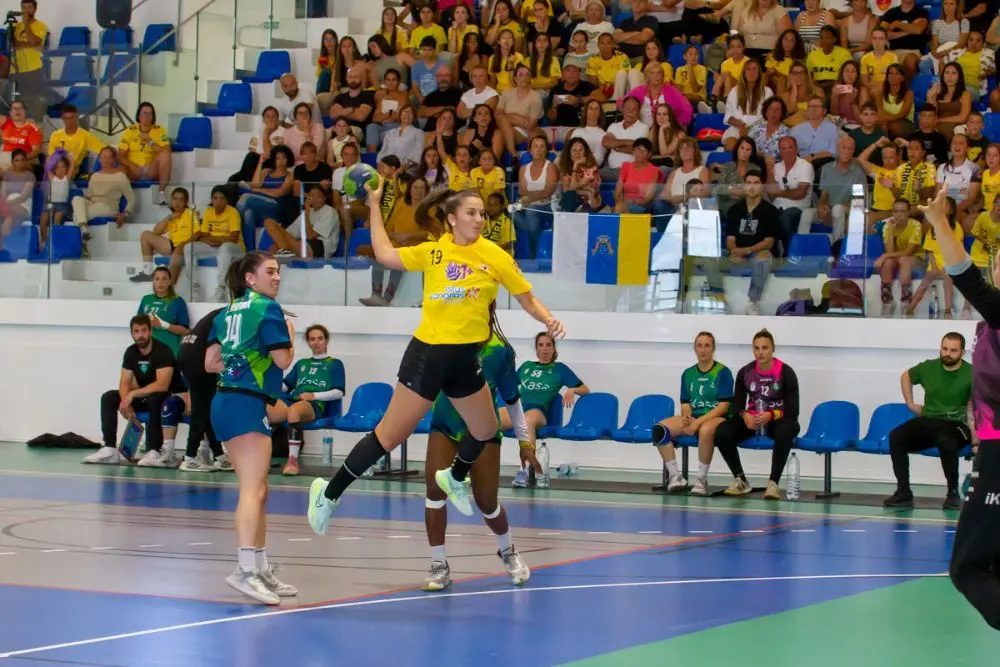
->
xmin=4 ymin=11 xmax=22 ymax=25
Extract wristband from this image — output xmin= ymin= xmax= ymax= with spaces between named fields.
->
xmin=157 ymin=318 xmax=171 ymax=330
xmin=519 ymin=441 xmax=535 ymax=449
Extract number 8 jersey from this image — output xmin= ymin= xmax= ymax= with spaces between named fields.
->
xmin=209 ymin=291 xmax=292 ymax=402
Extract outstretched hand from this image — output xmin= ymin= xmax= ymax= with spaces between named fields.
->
xmin=364 ymin=174 xmax=385 ymax=206
xmin=546 ymin=316 xmax=566 ymax=339
xmin=918 ymin=186 xmax=950 ymax=229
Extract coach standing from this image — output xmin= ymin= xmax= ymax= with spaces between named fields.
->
xmin=884 ymin=332 xmax=973 ymax=510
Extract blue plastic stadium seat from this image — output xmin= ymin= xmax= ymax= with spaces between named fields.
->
xmin=911 ymin=74 xmax=934 ymax=107
xmin=560 ymin=393 xmax=619 ymax=441
xmin=667 ymin=43 xmax=692 ymax=69
xmin=242 ymin=50 xmax=291 ymax=83
xmin=798 ymin=401 xmax=860 ymax=453
xmin=99 ymin=27 xmax=135 ymax=52
xmin=414 ymin=410 xmax=433 ymax=434
xmin=774 ymin=233 xmax=833 ymax=278
xmin=613 ymin=394 xmax=674 ymax=443
xmin=49 ymin=85 xmax=97 ymax=118
xmin=854 ymin=403 xmax=915 ymax=454
xmin=348 ymin=228 xmax=371 ymax=255
xmin=101 ymin=53 xmax=137 ymax=84
xmin=6 ymin=225 xmax=38 ymax=260
xmin=985 ymin=113 xmax=1000 ymax=143
xmin=0 ymin=249 xmax=14 ymax=263
xmin=29 ymin=225 xmax=83 ymax=263
xmin=706 ymin=152 xmax=729 ymax=168
xmin=302 ymin=398 xmax=343 ymax=431
xmin=50 ymin=26 xmax=91 ymax=55
xmin=360 ymin=152 xmax=378 ymax=168
xmin=51 ymin=54 xmax=94 ymax=86
xmin=829 ymin=234 xmax=884 ymax=279
xmin=173 ymin=116 xmax=213 ymax=152
xmin=337 ymin=383 xmax=394 ymax=432
xmin=142 ymin=24 xmax=176 ymax=54
xmin=535 ymin=229 xmax=553 ymax=271
xmin=740 ymin=434 xmax=775 ymax=450
xmin=202 ymin=82 xmax=253 ymax=117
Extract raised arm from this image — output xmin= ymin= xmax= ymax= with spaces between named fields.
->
xmin=365 ymin=176 xmax=406 ymax=270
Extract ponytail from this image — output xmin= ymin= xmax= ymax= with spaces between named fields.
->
xmin=225 ymin=251 xmax=271 ymax=301
xmin=488 ymin=300 xmax=515 ymax=360
xmin=414 ymin=188 xmax=485 ymax=234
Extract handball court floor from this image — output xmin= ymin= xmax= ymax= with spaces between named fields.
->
xmin=1 ymin=446 xmax=999 ymax=666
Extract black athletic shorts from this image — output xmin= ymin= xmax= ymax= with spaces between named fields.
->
xmin=397 ymin=337 xmax=486 ymax=402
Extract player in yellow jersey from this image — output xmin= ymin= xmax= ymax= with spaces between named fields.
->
xmin=308 ymin=184 xmax=564 ymax=533
xmin=131 ymin=188 xmax=195 ymax=283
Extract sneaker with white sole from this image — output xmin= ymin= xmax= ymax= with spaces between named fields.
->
xmin=724 ymin=477 xmax=752 ymax=496
xmin=690 ymin=476 xmax=709 ymax=496
xmin=196 ymin=443 xmax=214 ymax=467
xmin=667 ymin=472 xmax=688 ymax=493
xmin=499 ymin=547 xmax=530 ymax=585
xmin=763 ymin=480 xmax=781 ymax=499
xmin=434 ymin=467 xmax=474 ymax=515
xmin=259 ymin=565 xmax=298 ymax=597
xmin=422 ymin=561 xmax=452 ymax=591
xmin=137 ymin=449 xmax=170 ymax=467
xmin=512 ymin=469 xmax=529 ymax=488
xmin=84 ymin=446 xmax=122 ymax=465
xmin=225 ymin=568 xmax=281 ymax=605
xmin=307 ymin=478 xmax=339 ymax=535
xmin=282 ymin=457 xmax=300 ymax=476
xmin=215 ymin=454 xmax=234 ymax=472
xmin=180 ymin=456 xmax=216 ymax=473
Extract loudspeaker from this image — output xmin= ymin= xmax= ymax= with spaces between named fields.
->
xmin=96 ymin=0 xmax=132 ymax=29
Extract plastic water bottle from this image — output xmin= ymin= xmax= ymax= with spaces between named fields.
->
xmin=755 ymin=398 xmax=766 ymax=436
xmin=555 ymin=462 xmax=580 ymax=477
xmin=321 ymin=434 xmax=333 ymax=466
xmin=786 ymin=453 xmax=801 ymax=500
xmin=537 ymin=443 xmax=550 ymax=476
xmin=700 ymin=282 xmax=710 ymax=314
xmin=929 ymin=285 xmax=940 ymax=319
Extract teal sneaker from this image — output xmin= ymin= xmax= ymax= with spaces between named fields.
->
xmin=434 ymin=467 xmax=474 ymax=516
xmin=307 ymin=478 xmax=338 ymax=535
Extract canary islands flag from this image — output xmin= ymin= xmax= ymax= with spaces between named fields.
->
xmin=552 ymin=212 xmax=652 ymax=285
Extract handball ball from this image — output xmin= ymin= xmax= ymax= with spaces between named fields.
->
xmin=343 ymin=163 xmax=378 ymax=198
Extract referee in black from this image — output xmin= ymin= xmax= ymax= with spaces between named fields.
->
xmin=178 ymin=308 xmax=228 ymax=472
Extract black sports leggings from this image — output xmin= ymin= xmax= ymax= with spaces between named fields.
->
xmin=889 ymin=416 xmax=971 ymax=493
xmin=950 ymin=443 xmax=1000 ymax=630
xmin=100 ymin=390 xmax=168 ymax=450
xmin=178 ymin=364 xmax=223 ymax=459
xmin=714 ymin=416 xmax=801 ymax=484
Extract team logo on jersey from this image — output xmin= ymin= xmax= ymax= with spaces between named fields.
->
xmin=139 ymin=361 xmax=150 ymax=374
xmin=445 ymin=262 xmax=473 ymax=281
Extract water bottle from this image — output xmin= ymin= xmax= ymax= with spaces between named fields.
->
xmin=321 ymin=434 xmax=333 ymax=466
xmin=929 ymin=285 xmax=940 ymax=319
xmin=536 ymin=443 xmax=550 ymax=476
xmin=755 ymin=398 xmax=766 ymax=436
xmin=555 ymin=462 xmax=580 ymax=477
xmin=786 ymin=453 xmax=801 ymax=500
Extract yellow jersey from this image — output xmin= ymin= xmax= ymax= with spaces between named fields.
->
xmin=956 ymin=50 xmax=982 ymax=91
xmin=895 ymin=161 xmax=936 ymax=206
xmin=47 ymin=128 xmax=105 ymax=177
xmin=586 ymin=52 xmax=631 ymax=88
xmin=409 ymin=24 xmax=447 ymax=51
xmin=472 ymin=166 xmax=506 ymax=200
xmin=720 ymin=56 xmax=747 ymax=83
xmin=674 ymin=64 xmax=707 ymax=99
xmin=482 ymin=213 xmax=516 ymax=252
xmin=764 ymin=55 xmax=794 ymax=78
xmin=119 ymin=124 xmax=170 ymax=167
xmin=13 ymin=19 xmax=46 ymax=73
xmin=376 ymin=27 xmax=410 ymax=54
xmin=922 ymin=222 xmax=964 ymax=269
xmin=860 ymin=51 xmax=897 ymax=84
xmin=165 ymin=210 xmax=196 ymax=246
xmin=530 ymin=57 xmax=561 ymax=90
xmin=448 ymin=24 xmax=479 ymax=49
xmin=971 ymin=211 xmax=1000 ymax=268
xmin=870 ymin=165 xmax=898 ymax=212
xmin=882 ymin=218 xmax=921 ymax=252
xmin=199 ymin=206 xmax=244 ymax=248
xmin=399 ymin=233 xmax=532 ymax=344
xmin=981 ymin=167 xmax=1000 ymax=210
xmin=489 ymin=52 xmax=529 ymax=92
xmin=520 ymin=0 xmax=553 ymax=22
xmin=446 ymin=158 xmax=476 ymax=191
xmin=806 ymin=46 xmax=852 ymax=83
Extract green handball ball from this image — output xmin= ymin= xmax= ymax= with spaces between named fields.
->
xmin=344 ymin=163 xmax=379 ymax=198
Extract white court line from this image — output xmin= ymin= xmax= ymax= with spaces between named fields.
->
xmin=286 ymin=538 xmax=312 ymax=542
xmin=40 ymin=549 xmax=66 ymax=553
xmin=688 ymin=530 xmax=713 ymax=534
xmin=444 ymin=533 xmax=463 ymax=538
xmin=335 ymin=537 xmax=362 ymax=541
xmin=90 ymin=547 xmax=114 ymax=551
xmin=0 ymin=552 xmax=15 ymax=556
xmin=842 ymin=529 xmax=867 ymax=533
xmin=0 ymin=572 xmax=947 ymax=660
xmin=638 ymin=530 xmax=662 ymax=534
xmin=894 ymin=530 xmax=918 ymax=534
xmin=739 ymin=530 xmax=764 ymax=534
xmin=587 ymin=531 xmax=611 ymax=535
xmin=536 ymin=532 xmax=562 ymax=536
xmin=385 ymin=536 xmax=410 ymax=539
xmin=138 ymin=545 xmax=163 ymax=548
xmin=790 ymin=529 xmax=815 ymax=533
xmin=187 ymin=542 xmax=212 ymax=546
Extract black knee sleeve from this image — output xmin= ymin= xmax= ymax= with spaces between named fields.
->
xmin=288 ymin=423 xmax=303 ymax=444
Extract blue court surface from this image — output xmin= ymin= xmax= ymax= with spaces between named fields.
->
xmin=0 ymin=465 xmax=996 ymax=667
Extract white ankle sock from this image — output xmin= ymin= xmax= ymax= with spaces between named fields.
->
xmin=496 ymin=531 xmax=512 ymax=553
xmin=163 ymin=439 xmax=174 ymax=456
xmin=142 ymin=262 xmax=153 ymax=274
xmin=289 ymin=444 xmax=301 ymax=459
xmin=237 ymin=547 xmax=256 ymax=572
xmin=665 ymin=460 xmax=680 ymax=477
xmin=254 ymin=548 xmax=269 ymax=572
xmin=430 ymin=545 xmax=446 ymax=563
xmin=698 ymin=462 xmax=710 ymax=479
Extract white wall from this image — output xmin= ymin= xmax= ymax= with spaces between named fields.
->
xmin=0 ymin=0 xmax=183 ymax=47
xmin=0 ymin=298 xmax=977 ymax=487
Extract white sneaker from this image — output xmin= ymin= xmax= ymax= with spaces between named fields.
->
xmin=667 ymin=472 xmax=688 ymax=493
xmin=724 ymin=477 xmax=753 ymax=496
xmin=307 ymin=478 xmax=339 ymax=535
xmin=84 ymin=446 xmax=122 ymax=465
xmin=499 ymin=546 xmax=530 ymax=586
xmin=697 ymin=101 xmax=712 ymax=113
xmin=157 ymin=190 xmax=169 ymax=206
xmin=422 ymin=561 xmax=452 ymax=591
xmin=745 ymin=301 xmax=762 ymax=316
xmin=881 ymin=301 xmax=895 ymax=318
xmin=225 ymin=568 xmax=280 ymax=605
xmin=259 ymin=565 xmax=298 ymax=597
xmin=691 ymin=476 xmax=709 ymax=496
xmin=136 ymin=449 xmax=170 ymax=467
xmin=180 ymin=456 xmax=216 ymax=473
xmin=215 ymin=454 xmax=234 ymax=472
xmin=196 ymin=443 xmax=214 ymax=467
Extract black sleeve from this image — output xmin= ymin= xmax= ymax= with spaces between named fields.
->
xmin=780 ymin=365 xmax=800 ymax=422
xmin=724 ymin=205 xmax=740 ymax=238
xmin=761 ymin=203 xmax=781 ymax=242
xmin=122 ymin=346 xmax=136 ymax=372
xmin=151 ymin=343 xmax=177 ymax=372
xmin=732 ymin=365 xmax=748 ymax=416
xmin=951 ymin=263 xmax=1000 ymax=329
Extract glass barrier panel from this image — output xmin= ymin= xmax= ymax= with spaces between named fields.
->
xmin=0 ymin=180 xmax=49 ymax=299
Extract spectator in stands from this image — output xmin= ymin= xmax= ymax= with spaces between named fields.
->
xmin=814 ymin=136 xmax=866 ymax=248
xmin=840 ymin=0 xmax=877 ymax=57
xmin=906 ymin=196 xmax=963 ymax=316
xmin=830 ymin=60 xmax=868 ymax=128
xmin=487 ymin=29 xmax=526 ymax=94
xmin=278 ymin=74 xmax=318 ymax=126
xmin=654 ymin=137 xmax=709 ymax=222
xmin=850 ymin=102 xmax=888 ymax=164
xmin=964 ymin=112 xmax=989 ymax=167
xmin=928 ymin=63 xmax=972 ymax=140
xmin=37 ymin=155 xmax=70 ymax=250
xmin=330 ymin=67 xmax=375 ymax=142
xmin=546 ymin=64 xmax=600 ymax=143
xmin=365 ymin=36 xmax=416 ymax=93
xmin=711 ymin=33 xmax=748 ymax=103
xmin=624 ymin=61 xmax=692 ymax=129
xmin=730 ymin=0 xmax=792 ymax=60
xmin=293 ymin=142 xmax=333 ymax=197
xmin=602 ymin=96 xmax=648 ymax=179
xmin=722 ymin=59 xmax=773 ymax=151
xmin=980 ymin=143 xmax=1000 ymax=209
xmin=71 ymin=147 xmax=134 ymax=256
xmin=515 ymin=134 xmax=559 ymax=258
xmin=568 ymin=99 xmax=607 ymax=167
xmin=326 ymin=117 xmax=359 ymax=170
xmin=765 ymin=29 xmax=805 ymax=96
xmin=881 ymin=0 xmax=929 ymax=77
xmin=613 ymin=0 xmax=658 ymax=61
xmin=575 ymin=1 xmax=614 ymax=54
xmin=280 ymin=324 xmax=346 ymax=476
xmin=229 ymin=106 xmax=283 ymax=183
xmin=767 ymin=136 xmax=815 ymax=255
xmin=413 ymin=36 xmax=448 ymax=100
xmin=283 ymin=103 xmax=327 ymax=165
xmin=963 ymin=0 xmax=993 ymax=39
xmin=796 ymin=0 xmax=838 ymax=46
xmin=876 ymin=198 xmax=922 ymax=315
xmin=875 ymin=63 xmax=913 ymax=138
xmin=0 ymin=148 xmax=34 ymax=244
xmin=953 ymin=32 xmax=995 ymax=106
xmin=716 ymin=169 xmax=778 ymax=314
xmin=715 ymin=136 xmax=767 ymax=218
xmin=263 ymin=183 xmax=339 ymax=260
xmin=806 ymin=26 xmax=852 ymax=99
xmin=858 ymin=136 xmax=901 ymax=228
xmin=886 ymin=332 xmax=972 ymax=509
xmin=237 ymin=144 xmax=297 ymax=234
xmin=587 ymin=33 xmax=638 ymax=101
xmin=48 ymin=105 xmax=105 ymax=179
xmin=504 ymin=332 xmax=589 ymax=488
xmin=190 ymin=187 xmax=245 ymax=302
xmin=781 ymin=61 xmax=823 ymax=127
xmin=861 ymin=27 xmax=897 ymax=96
xmin=675 ymin=44 xmax=709 ymax=108
xmin=747 ymin=96 xmax=790 ymax=161
xmin=11 ymin=0 xmax=47 ymax=123
xmin=118 ymin=102 xmax=172 ymax=206
xmin=458 ymin=32 xmax=493 ymax=89
xmin=136 ymin=265 xmax=190 ymax=357
xmin=332 ymin=143 xmax=370 ymax=232
xmin=420 ymin=67 xmax=463 ymax=133
xmin=895 ymin=137 xmax=937 ymax=207
xmin=528 ymin=33 xmax=561 ymax=95
xmin=922 ymin=0 xmax=969 ymax=77
xmin=714 ymin=330 xmax=801 ymax=499
xmin=417 ymin=145 xmax=448 ymax=191
xmin=376 ymin=7 xmax=408 ymax=53
xmin=377 ymin=104 xmax=424 ymax=171
xmin=968 ymin=196 xmax=1000 ymax=277
xmin=482 ymin=191 xmax=516 ymax=252
xmin=653 ymin=332 xmax=733 ymax=495
xmin=790 ymin=95 xmax=839 ymax=174
xmin=315 ymin=29 xmax=338 ymax=97
xmin=458 ymin=66 xmax=499 ymax=123
xmin=409 ymin=4 xmax=448 ymax=53
xmin=647 ymin=103 xmax=683 ymax=167
xmin=0 ymin=101 xmax=41 ymax=173
xmin=428 ymin=108 xmax=459 ymax=161
xmin=497 ymin=65 xmax=544 ymax=157
xmin=558 ymin=137 xmax=602 ymax=211
xmin=614 ymin=137 xmax=660 ymax=214
xmin=447 ymin=6 xmax=480 ymax=58
xmin=131 ymin=188 xmax=195 ymax=284
xmin=472 ymin=149 xmax=506 ymax=200
xmin=938 ymin=133 xmax=982 ymax=227
xmin=84 ymin=314 xmax=186 ymax=466
xmin=461 ymin=104 xmax=504 ymax=164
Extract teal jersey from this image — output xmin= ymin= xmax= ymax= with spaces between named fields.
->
xmin=679 ymin=361 xmax=735 ymax=418
xmin=208 ymin=291 xmax=291 ymax=400
xmin=284 ymin=356 xmax=346 ymax=400
xmin=517 ymin=360 xmax=582 ymax=410
xmin=137 ymin=293 xmax=189 ymax=358
xmin=431 ymin=335 xmax=520 ymax=442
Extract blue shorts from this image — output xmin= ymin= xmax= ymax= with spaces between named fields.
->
xmin=211 ymin=391 xmax=272 ymax=442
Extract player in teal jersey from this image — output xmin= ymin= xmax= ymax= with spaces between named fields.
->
xmin=422 ymin=304 xmax=532 ymax=591
xmin=136 ymin=266 xmax=190 ymax=358
xmin=205 ymin=252 xmax=298 ymax=606
xmin=280 ymin=324 xmax=346 ymax=476
xmin=500 ymin=332 xmax=589 ymax=488
xmin=652 ymin=332 xmax=734 ymax=496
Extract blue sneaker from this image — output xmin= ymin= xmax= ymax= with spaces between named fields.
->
xmin=512 ymin=469 xmax=529 ymax=488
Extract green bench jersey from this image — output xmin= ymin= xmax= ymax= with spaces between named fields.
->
xmin=208 ymin=291 xmax=291 ymax=401
xmin=283 ymin=356 xmax=346 ymax=407
xmin=517 ymin=360 xmax=582 ymax=411
xmin=679 ymin=361 xmax=735 ymax=418
xmin=137 ymin=293 xmax=190 ymax=358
